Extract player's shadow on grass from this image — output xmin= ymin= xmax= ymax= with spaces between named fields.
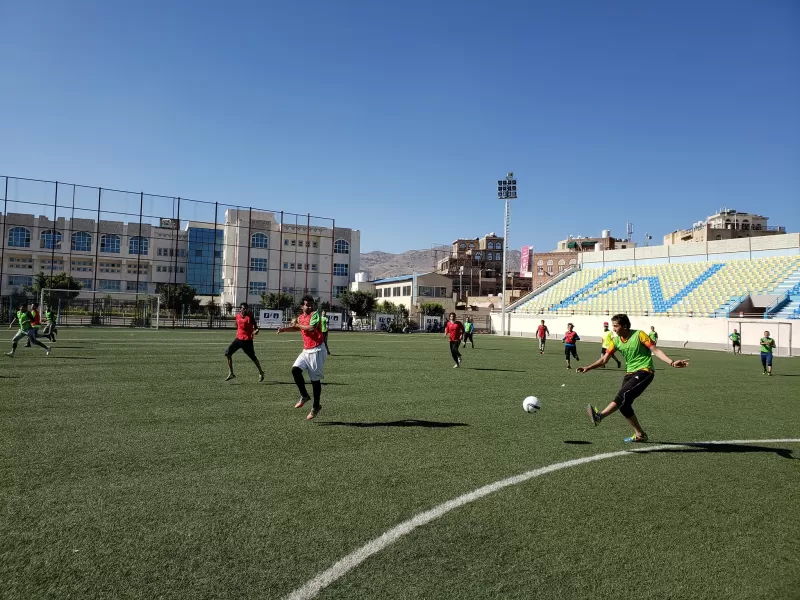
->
xmin=646 ymin=442 xmax=794 ymax=460
xmin=0 ymin=374 xmax=20 ymax=378
xmin=319 ymin=419 xmax=469 ymax=428
xmin=333 ymin=354 xmax=381 ymax=358
xmin=49 ymin=345 xmax=84 ymax=349
xmin=469 ymin=367 xmax=526 ymax=373
xmin=51 ymin=356 xmax=96 ymax=360
xmin=564 ymin=440 xmax=592 ymax=445
xmin=771 ymin=374 xmax=800 ymax=377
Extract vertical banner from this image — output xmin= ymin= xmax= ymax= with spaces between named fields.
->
xmin=520 ymin=245 xmax=532 ymax=277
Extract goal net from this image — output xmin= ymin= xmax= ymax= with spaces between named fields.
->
xmin=39 ymin=289 xmax=161 ymax=329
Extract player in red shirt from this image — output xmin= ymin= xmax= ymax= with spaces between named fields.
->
xmin=562 ymin=323 xmax=580 ymax=369
xmin=444 ymin=312 xmax=465 ymax=368
xmin=224 ymin=303 xmax=264 ymax=382
xmin=277 ymin=295 xmax=327 ymax=420
xmin=536 ymin=320 xmax=549 ymax=354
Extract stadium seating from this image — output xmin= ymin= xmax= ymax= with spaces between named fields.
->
xmin=514 ymin=255 xmax=800 ymax=317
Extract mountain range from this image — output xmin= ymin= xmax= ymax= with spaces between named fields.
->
xmin=359 ymin=247 xmax=522 ymax=279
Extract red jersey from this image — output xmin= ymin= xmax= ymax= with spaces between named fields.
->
xmin=536 ymin=325 xmax=548 ymax=338
xmin=299 ymin=311 xmax=324 ymax=349
xmin=445 ymin=321 xmax=464 ymax=342
xmin=236 ymin=313 xmax=255 ymax=341
xmin=30 ymin=310 xmax=41 ymax=327
xmin=563 ymin=331 xmax=580 ymax=345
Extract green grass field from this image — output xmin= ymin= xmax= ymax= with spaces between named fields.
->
xmin=1 ymin=328 xmax=798 ymax=599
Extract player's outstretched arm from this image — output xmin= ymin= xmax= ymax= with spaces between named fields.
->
xmin=277 ymin=326 xmax=300 ymax=334
xmin=651 ymin=345 xmax=689 ymax=368
xmin=576 ymin=352 xmax=611 ymax=373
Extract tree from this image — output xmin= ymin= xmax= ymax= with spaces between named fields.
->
xmin=260 ymin=292 xmax=294 ymax=311
xmin=338 ymin=290 xmax=376 ymax=316
xmin=420 ymin=302 xmax=445 ymax=317
xmin=157 ymin=283 xmax=201 ymax=315
xmin=380 ymin=300 xmax=395 ymax=315
xmin=26 ymin=271 xmax=83 ymax=304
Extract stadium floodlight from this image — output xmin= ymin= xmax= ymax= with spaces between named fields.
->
xmin=497 ymin=172 xmax=516 ymax=336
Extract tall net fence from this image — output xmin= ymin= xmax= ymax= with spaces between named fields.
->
xmin=0 ymin=175 xmax=352 ymax=328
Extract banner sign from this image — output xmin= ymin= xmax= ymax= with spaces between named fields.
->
xmin=259 ymin=309 xmax=284 ymax=328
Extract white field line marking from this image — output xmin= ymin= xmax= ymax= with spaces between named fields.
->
xmin=284 ymin=439 xmax=800 ymax=600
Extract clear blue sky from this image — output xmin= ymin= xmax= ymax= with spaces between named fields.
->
xmin=1 ymin=0 xmax=798 ymax=253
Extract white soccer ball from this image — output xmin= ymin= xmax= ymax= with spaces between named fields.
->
xmin=522 ymin=396 xmax=541 ymax=413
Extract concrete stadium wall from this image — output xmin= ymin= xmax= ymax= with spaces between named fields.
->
xmin=579 ymin=233 xmax=800 ymax=269
xmin=492 ymin=312 xmax=799 ymax=356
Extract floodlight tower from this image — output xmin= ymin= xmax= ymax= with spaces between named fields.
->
xmin=497 ymin=172 xmax=517 ymax=336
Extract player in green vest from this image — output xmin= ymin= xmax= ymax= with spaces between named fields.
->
xmin=600 ymin=321 xmax=621 ymax=368
xmin=577 ymin=313 xmax=688 ymax=443
xmin=42 ymin=305 xmax=58 ymax=342
xmin=6 ymin=302 xmax=51 ymax=357
xmin=462 ymin=317 xmax=475 ymax=348
xmin=648 ymin=326 xmax=658 ymax=345
xmin=759 ymin=331 xmax=776 ymax=375
xmin=729 ymin=329 xmax=741 ymax=354
xmin=321 ymin=310 xmax=330 ymax=354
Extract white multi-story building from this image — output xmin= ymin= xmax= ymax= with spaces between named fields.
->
xmin=0 ymin=212 xmax=188 ymax=296
xmin=0 ymin=209 xmax=360 ymax=307
xmin=219 ymin=209 xmax=360 ymax=307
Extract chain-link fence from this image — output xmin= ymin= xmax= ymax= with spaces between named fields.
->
xmin=0 ymin=175 xmax=361 ymax=328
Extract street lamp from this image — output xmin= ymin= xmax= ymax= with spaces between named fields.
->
xmin=497 ymin=172 xmax=517 ymax=336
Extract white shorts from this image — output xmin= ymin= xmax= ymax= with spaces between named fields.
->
xmin=292 ymin=345 xmax=327 ymax=381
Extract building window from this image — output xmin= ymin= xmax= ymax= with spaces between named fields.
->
xmin=40 ymin=229 xmax=62 ymax=250
xmin=333 ymin=263 xmax=349 ymax=277
xmin=9 ymin=256 xmax=33 ymax=269
xmin=251 ymin=233 xmax=268 ymax=248
xmin=569 ymin=259 xmax=577 ymax=265
xmin=7 ymin=227 xmax=31 ymax=248
xmin=459 ymin=243 xmax=466 ymax=250
xmin=474 ymin=253 xmax=482 ymax=261
xmin=249 ymin=281 xmax=267 ymax=294
xmin=547 ymin=260 xmax=554 ymax=266
xmin=312 ymin=241 xmax=318 ymax=248
xmin=98 ymin=279 xmax=121 ymax=291
xmin=71 ymin=231 xmax=93 ymax=252
xmin=333 ymin=285 xmax=348 ymax=298
xmin=250 ymin=258 xmax=268 ymax=272
xmin=334 ymin=239 xmax=350 ymax=254
xmin=393 ymin=287 xmax=401 ymax=297
xmin=376 ymin=288 xmax=383 ymax=298
xmin=283 ymin=262 xmax=289 ymax=269
xmin=291 ymin=240 xmax=296 ymax=247
xmin=537 ymin=260 xmax=544 ymax=266
xmin=77 ymin=279 xmax=93 ymax=290
xmin=8 ymin=275 xmax=33 ymax=287
xmin=487 ymin=252 xmax=493 ymax=260
xmin=495 ymin=242 xmax=502 ymax=250
xmin=403 ymin=285 xmax=411 ymax=295
xmin=311 ymin=264 xmax=317 ymax=271
xmin=715 ymin=235 xmax=722 ymax=240
xmin=129 ymin=236 xmax=148 ymax=255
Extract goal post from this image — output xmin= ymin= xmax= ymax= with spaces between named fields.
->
xmin=39 ymin=288 xmax=161 ymax=329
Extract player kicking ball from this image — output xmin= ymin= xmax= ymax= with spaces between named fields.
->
xmin=224 ymin=303 xmax=265 ymax=382
xmin=577 ymin=313 xmax=688 ymax=443
xmin=277 ymin=295 xmax=327 ymax=421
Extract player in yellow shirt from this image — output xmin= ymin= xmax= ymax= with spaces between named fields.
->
xmin=600 ymin=322 xmax=621 ymax=368
xmin=579 ymin=314 xmax=688 ymax=443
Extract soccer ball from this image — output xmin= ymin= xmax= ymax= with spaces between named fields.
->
xmin=522 ymin=396 xmax=541 ymax=413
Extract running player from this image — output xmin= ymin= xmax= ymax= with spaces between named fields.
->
xmin=321 ymin=310 xmax=331 ymax=355
xmin=579 ymin=314 xmax=688 ymax=443
xmin=42 ymin=304 xmax=58 ymax=342
xmin=536 ymin=320 xmax=549 ymax=354
xmin=277 ymin=295 xmax=327 ymax=420
xmin=224 ymin=303 xmax=265 ymax=382
xmin=444 ymin=312 xmax=464 ymax=368
xmin=462 ymin=317 xmax=475 ymax=348
xmin=600 ymin=321 xmax=621 ymax=368
xmin=648 ymin=326 xmax=658 ymax=345
xmin=562 ymin=323 xmax=580 ymax=369
xmin=6 ymin=302 xmax=51 ymax=357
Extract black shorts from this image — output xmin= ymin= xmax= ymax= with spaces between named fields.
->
xmin=614 ymin=370 xmax=655 ymax=417
xmin=732 ymin=341 xmax=741 ymax=347
xmin=225 ymin=338 xmax=256 ymax=360
xmin=565 ymin=345 xmax=578 ymax=359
